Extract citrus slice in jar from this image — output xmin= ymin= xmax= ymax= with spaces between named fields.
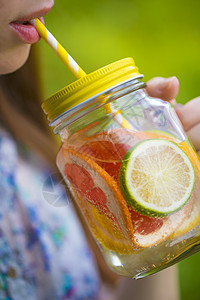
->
xmin=78 ymin=128 xmax=159 ymax=181
xmin=180 ymin=139 xmax=200 ymax=178
xmin=59 ymin=148 xmax=135 ymax=254
xmin=170 ymin=141 xmax=200 ymax=238
xmin=119 ymin=139 xmax=195 ymax=217
xmin=72 ymin=190 xmax=136 ymax=253
xmin=130 ymin=197 xmax=193 ymax=247
xmin=170 ymin=187 xmax=199 ymax=238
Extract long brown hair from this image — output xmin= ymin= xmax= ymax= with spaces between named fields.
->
xmin=0 ymin=45 xmax=118 ymax=286
xmin=0 ymin=46 xmax=58 ymax=168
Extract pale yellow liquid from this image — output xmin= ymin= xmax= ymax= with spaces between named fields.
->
xmin=58 ymin=134 xmax=200 ymax=278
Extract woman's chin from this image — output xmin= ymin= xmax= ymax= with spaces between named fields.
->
xmin=0 ymin=44 xmax=31 ymax=75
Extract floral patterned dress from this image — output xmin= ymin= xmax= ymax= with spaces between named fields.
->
xmin=0 ymin=129 xmax=100 ymax=300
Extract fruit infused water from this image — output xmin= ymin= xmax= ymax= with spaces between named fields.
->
xmin=43 ymin=58 xmax=200 ymax=278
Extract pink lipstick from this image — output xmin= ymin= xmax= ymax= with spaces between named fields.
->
xmin=9 ymin=3 xmax=53 ymax=44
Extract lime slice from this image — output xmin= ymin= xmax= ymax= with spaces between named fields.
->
xmin=119 ymin=139 xmax=195 ymax=217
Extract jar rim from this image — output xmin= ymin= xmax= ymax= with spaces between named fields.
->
xmin=42 ymin=58 xmax=141 ymax=122
xmin=51 ymin=76 xmax=145 ymax=133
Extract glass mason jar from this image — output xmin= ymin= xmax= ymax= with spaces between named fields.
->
xmin=42 ymin=58 xmax=200 ymax=278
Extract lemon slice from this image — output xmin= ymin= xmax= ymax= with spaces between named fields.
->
xmin=119 ymin=139 xmax=195 ymax=217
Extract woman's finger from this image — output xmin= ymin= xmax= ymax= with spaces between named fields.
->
xmin=146 ymin=77 xmax=179 ymax=101
xmin=175 ymin=97 xmax=200 ymax=131
xmin=186 ymin=123 xmax=200 ymax=152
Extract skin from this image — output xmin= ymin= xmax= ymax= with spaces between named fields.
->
xmin=0 ymin=0 xmax=54 ymax=74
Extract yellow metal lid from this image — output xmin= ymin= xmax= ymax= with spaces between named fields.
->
xmin=42 ymin=57 xmax=140 ymax=122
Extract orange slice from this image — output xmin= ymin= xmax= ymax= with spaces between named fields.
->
xmin=72 ymin=188 xmax=135 ymax=253
xmin=179 ymin=140 xmax=200 ymax=176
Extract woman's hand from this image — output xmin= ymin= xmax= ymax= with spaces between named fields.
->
xmin=146 ymin=77 xmax=200 ymax=156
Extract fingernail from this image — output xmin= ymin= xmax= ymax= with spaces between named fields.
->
xmin=159 ymin=77 xmax=177 ymax=91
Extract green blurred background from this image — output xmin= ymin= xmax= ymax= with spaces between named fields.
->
xmin=39 ymin=1 xmax=200 ymax=299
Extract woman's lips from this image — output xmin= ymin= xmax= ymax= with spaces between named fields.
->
xmin=9 ymin=1 xmax=54 ymax=44
xmin=9 ymin=3 xmax=53 ymax=44
xmin=9 ymin=21 xmax=40 ymax=44
xmin=9 ymin=17 xmax=45 ymax=44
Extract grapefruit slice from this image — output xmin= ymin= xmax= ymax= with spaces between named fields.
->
xmin=131 ymin=197 xmax=193 ymax=247
xmin=78 ymin=128 xmax=160 ymax=181
xmin=57 ymin=147 xmax=135 ymax=253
